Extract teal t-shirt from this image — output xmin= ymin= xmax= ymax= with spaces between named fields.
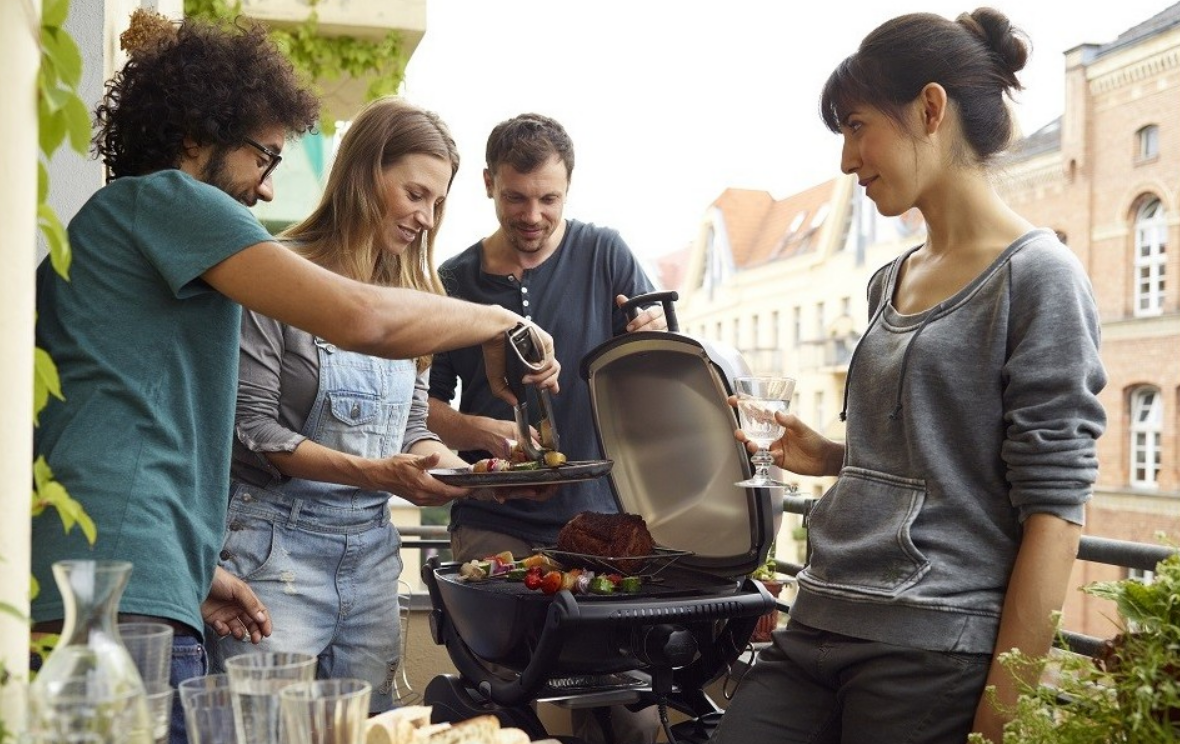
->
xmin=32 ymin=169 xmax=273 ymax=633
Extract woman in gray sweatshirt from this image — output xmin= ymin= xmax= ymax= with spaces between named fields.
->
xmin=711 ymin=9 xmax=1106 ymax=744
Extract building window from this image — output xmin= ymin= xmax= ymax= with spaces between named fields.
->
xmin=815 ymin=301 xmax=826 ymax=339
xmin=792 ymin=307 xmax=802 ymax=348
xmin=814 ymin=390 xmax=825 ymax=428
xmin=732 ymin=317 xmax=741 ymax=347
xmin=771 ymin=311 xmax=780 ymax=349
xmin=1129 ymin=386 xmax=1162 ymax=488
xmin=752 ymin=314 xmax=760 ymax=347
xmin=1137 ymin=124 xmax=1160 ymax=160
xmin=1134 ymin=198 xmax=1167 ymax=316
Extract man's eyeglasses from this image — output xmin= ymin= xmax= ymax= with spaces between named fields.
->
xmin=243 ymin=137 xmax=283 ymax=183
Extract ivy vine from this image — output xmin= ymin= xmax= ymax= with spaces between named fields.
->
xmin=185 ymin=0 xmax=408 ymax=132
xmin=4 ymin=0 xmax=96 ymax=738
xmin=30 ymin=0 xmax=98 ymax=576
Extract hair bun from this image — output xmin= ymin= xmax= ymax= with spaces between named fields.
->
xmin=956 ymin=7 xmax=1029 ymax=86
xmin=119 ymin=8 xmax=178 ymax=57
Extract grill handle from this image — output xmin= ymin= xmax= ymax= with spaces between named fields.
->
xmin=619 ymin=290 xmax=680 ymax=333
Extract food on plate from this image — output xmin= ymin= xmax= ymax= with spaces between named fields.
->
xmin=507 ymin=440 xmax=531 ymax=463
xmin=543 ymin=450 xmax=567 ymax=467
xmin=469 ymin=456 xmax=563 ymax=473
xmin=474 ymin=441 xmax=567 ymax=473
xmin=470 ymin=458 xmax=511 ymax=473
xmin=556 ymin=511 xmax=655 ymax=571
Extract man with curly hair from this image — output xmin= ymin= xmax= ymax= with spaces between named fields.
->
xmin=30 ymin=16 xmax=558 ymax=740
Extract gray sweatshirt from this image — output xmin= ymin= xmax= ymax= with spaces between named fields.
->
xmin=791 ymin=229 xmax=1107 ymax=655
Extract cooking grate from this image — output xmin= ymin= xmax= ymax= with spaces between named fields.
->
xmin=537 ymin=546 xmax=693 ymax=577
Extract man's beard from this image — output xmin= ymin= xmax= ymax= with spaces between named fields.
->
xmin=200 ymin=148 xmax=251 ymax=205
xmin=508 ymin=223 xmax=550 ymax=253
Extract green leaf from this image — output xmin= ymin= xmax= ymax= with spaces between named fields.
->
xmin=33 ymin=346 xmax=64 ymax=425
xmin=32 ymin=456 xmax=97 ymax=546
xmin=63 ymin=94 xmax=91 ymax=154
xmin=40 ymin=81 xmax=72 ymax=116
xmin=38 ymin=202 xmax=72 ymax=279
xmin=42 ymin=27 xmax=83 ymax=89
xmin=37 ymin=160 xmax=49 ymax=204
xmin=39 ymin=102 xmax=67 ymax=155
xmin=41 ymin=0 xmax=70 ymax=31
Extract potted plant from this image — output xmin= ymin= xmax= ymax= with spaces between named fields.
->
xmin=970 ymin=549 xmax=1180 ymax=743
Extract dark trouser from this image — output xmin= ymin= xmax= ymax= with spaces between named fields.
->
xmin=709 ymin=620 xmax=991 ymax=744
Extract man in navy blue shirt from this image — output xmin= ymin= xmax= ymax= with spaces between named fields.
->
xmin=428 ymin=113 xmax=665 ymax=560
xmin=427 ymin=114 xmax=665 ymax=743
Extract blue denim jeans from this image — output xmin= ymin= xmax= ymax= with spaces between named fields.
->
xmin=168 ymin=635 xmax=208 ymax=744
xmin=209 ymin=484 xmax=403 ymax=713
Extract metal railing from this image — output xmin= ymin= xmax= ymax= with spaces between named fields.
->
xmin=774 ymin=495 xmax=1177 ymax=657
xmin=398 ymin=495 xmax=1179 ymax=658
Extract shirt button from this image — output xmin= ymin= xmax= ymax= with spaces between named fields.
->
xmin=521 ymin=287 xmax=529 ymax=294
xmin=522 ymin=300 xmax=530 ymax=307
xmin=220 ymin=549 xmax=231 ymax=560
xmin=507 ymin=276 xmax=516 ymax=282
xmin=525 ymin=315 xmax=532 ymax=321
xmin=351 ymin=403 xmax=361 ymax=418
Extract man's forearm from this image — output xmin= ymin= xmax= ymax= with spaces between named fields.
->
xmin=427 ymin=398 xmax=519 ymax=457
xmin=427 ymin=398 xmax=485 ymax=451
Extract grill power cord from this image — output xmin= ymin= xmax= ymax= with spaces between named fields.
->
xmin=633 ymin=624 xmax=697 ymax=744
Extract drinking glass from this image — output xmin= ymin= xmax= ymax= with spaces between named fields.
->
xmin=280 ymin=678 xmax=372 ymax=744
xmin=178 ymin=674 xmax=232 ymax=712
xmin=224 ymin=651 xmax=317 ymax=744
xmin=143 ymin=681 xmax=174 ymax=744
xmin=118 ymin=622 xmax=173 ymax=688
xmin=181 ymin=686 xmax=239 ymax=744
xmin=733 ymin=376 xmax=796 ymax=488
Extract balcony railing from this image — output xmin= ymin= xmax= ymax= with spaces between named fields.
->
xmin=400 ymin=495 xmax=1178 ymax=656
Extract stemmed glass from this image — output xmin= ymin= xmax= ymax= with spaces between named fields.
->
xmin=733 ymin=376 xmax=796 ymax=488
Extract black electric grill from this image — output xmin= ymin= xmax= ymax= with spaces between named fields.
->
xmin=422 ymin=292 xmax=777 ymax=743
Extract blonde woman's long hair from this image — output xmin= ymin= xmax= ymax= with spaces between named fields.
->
xmin=282 ymin=96 xmax=460 ymax=371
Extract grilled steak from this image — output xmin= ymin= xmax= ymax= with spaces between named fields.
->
xmin=556 ymin=512 xmax=655 ymax=571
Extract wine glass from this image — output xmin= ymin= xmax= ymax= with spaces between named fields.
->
xmin=733 ymin=376 xmax=796 ymax=488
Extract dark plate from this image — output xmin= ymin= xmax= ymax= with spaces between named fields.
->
xmin=429 ymin=460 xmax=613 ymax=488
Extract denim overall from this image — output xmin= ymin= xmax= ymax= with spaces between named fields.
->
xmin=211 ymin=337 xmax=415 ymax=713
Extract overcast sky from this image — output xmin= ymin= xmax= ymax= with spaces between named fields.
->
xmin=401 ymin=1 xmax=1178 ymax=265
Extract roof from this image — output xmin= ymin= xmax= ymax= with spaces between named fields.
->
xmin=1004 ymin=2 xmax=1180 ymax=161
xmin=1003 ymin=116 xmax=1063 ymax=163
xmin=712 ymin=179 xmax=841 ymax=270
xmin=1093 ymin=2 xmax=1180 ymax=59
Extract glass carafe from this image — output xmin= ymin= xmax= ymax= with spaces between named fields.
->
xmin=27 ymin=560 xmax=152 ymax=743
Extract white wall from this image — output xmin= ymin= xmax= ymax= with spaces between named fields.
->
xmin=1 ymin=0 xmax=41 ymax=731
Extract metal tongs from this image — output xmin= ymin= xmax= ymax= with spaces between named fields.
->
xmin=506 ymin=323 xmax=560 ymax=462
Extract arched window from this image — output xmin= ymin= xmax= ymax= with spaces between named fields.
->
xmin=1134 ymin=198 xmax=1167 ymax=316
xmin=1129 ymin=386 xmax=1162 ymax=488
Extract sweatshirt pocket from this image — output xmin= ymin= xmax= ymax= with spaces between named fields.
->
xmin=802 ymin=467 xmax=929 ymax=597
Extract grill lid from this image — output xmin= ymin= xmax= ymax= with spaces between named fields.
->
xmin=580 ymin=331 xmax=776 ymax=578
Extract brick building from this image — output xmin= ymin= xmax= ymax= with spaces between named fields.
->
xmin=997 ymin=4 xmax=1180 ymax=637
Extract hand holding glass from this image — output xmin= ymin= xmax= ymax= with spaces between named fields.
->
xmin=734 ymin=376 xmax=796 ymax=488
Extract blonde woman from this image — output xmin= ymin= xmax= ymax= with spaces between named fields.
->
xmin=210 ymin=97 xmax=510 ymax=711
